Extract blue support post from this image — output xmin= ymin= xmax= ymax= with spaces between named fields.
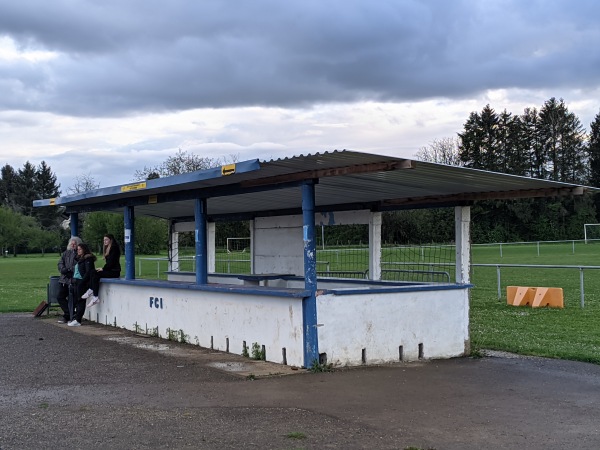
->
xmin=195 ymin=198 xmax=208 ymax=284
xmin=302 ymin=181 xmax=318 ymax=368
xmin=69 ymin=213 xmax=78 ymax=237
xmin=124 ymin=206 xmax=135 ymax=280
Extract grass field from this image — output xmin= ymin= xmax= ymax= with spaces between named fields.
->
xmin=2 ymin=240 xmax=600 ymax=364
xmin=469 ymin=241 xmax=600 ymax=364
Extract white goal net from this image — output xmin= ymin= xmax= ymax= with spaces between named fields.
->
xmin=226 ymin=237 xmax=251 ymax=253
xmin=583 ymin=224 xmax=600 ymax=243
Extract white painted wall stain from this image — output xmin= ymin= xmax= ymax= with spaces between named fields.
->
xmin=88 ymin=283 xmax=306 ymax=367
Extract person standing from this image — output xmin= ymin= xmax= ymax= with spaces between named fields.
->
xmin=69 ymin=243 xmax=96 ymax=327
xmin=56 ymin=236 xmax=82 ymax=324
xmin=83 ymin=234 xmax=121 ymax=307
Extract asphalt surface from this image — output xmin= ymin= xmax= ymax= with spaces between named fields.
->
xmin=1 ymin=312 xmax=600 ymax=450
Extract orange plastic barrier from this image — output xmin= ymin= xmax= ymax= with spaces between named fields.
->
xmin=506 ymin=286 xmax=564 ymax=308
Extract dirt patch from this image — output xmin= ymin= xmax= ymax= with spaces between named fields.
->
xmin=48 ymin=317 xmax=305 ymax=378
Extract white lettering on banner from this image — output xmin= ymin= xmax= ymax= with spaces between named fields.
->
xmin=149 ymin=297 xmax=163 ymax=309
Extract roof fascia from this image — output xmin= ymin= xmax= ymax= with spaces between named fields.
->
xmin=64 ymin=178 xmax=315 ymax=214
xmin=34 ymin=159 xmax=260 ymax=208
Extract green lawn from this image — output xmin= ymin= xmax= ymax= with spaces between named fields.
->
xmin=0 ymin=255 xmax=59 ymax=313
xmin=3 ymin=241 xmax=600 ymax=364
xmin=469 ymin=241 xmax=600 ymax=364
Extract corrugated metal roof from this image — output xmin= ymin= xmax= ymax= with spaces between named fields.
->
xmin=34 ymin=150 xmax=599 ymax=220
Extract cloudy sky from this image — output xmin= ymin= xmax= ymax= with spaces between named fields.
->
xmin=1 ymin=0 xmax=599 ymax=193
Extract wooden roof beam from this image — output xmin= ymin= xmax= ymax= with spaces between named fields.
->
xmin=381 ymin=186 xmax=587 ymax=208
xmin=242 ymin=159 xmax=416 ymax=188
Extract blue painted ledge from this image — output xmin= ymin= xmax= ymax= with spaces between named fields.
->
xmin=102 ymin=277 xmax=472 ymax=298
xmin=102 ymin=277 xmax=311 ymax=298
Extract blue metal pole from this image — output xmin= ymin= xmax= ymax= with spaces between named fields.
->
xmin=302 ymin=181 xmax=318 ymax=368
xmin=195 ymin=198 xmax=208 ymax=284
xmin=124 ymin=206 xmax=135 ymax=280
xmin=69 ymin=213 xmax=78 ymax=237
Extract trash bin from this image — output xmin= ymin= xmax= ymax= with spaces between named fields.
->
xmin=48 ymin=276 xmax=61 ymax=306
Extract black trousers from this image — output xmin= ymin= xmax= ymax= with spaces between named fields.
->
xmin=57 ymin=282 xmax=73 ymax=321
xmin=91 ymin=270 xmax=120 ymax=296
xmin=72 ymin=279 xmax=90 ymax=323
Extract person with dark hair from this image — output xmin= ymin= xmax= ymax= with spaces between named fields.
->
xmin=83 ymin=234 xmax=121 ymax=307
xmin=69 ymin=243 xmax=96 ymax=327
xmin=56 ymin=236 xmax=82 ymax=324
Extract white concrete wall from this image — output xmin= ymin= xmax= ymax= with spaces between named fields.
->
xmin=254 ymin=215 xmax=304 ymax=275
xmin=317 ymin=287 xmax=469 ymax=365
xmin=254 ymin=211 xmax=372 ymax=275
xmin=88 ymin=283 xmax=305 ymax=367
xmin=92 ymin=279 xmax=469 ymax=368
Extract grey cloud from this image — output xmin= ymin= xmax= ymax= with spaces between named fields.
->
xmin=1 ymin=0 xmax=599 ymax=117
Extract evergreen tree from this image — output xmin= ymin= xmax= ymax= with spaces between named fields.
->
xmin=586 ymin=111 xmax=600 ymax=220
xmin=458 ymin=105 xmax=509 ymax=238
xmin=520 ymin=107 xmax=544 ymax=179
xmin=538 ymin=97 xmax=586 ymax=183
xmin=498 ymin=109 xmax=528 ymax=175
xmin=0 ymin=164 xmax=18 ymax=209
xmin=587 ymin=111 xmax=600 ymax=187
xmin=458 ymin=110 xmax=483 ymax=168
xmin=456 ymin=99 xmax=594 ymax=242
xmin=34 ymin=161 xmax=62 ymax=230
xmin=13 ymin=162 xmax=37 ymax=216
xmin=36 ymin=161 xmax=60 ymax=198
xmin=458 ymin=105 xmax=501 ymax=171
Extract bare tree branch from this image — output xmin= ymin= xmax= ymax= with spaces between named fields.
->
xmin=415 ymin=137 xmax=462 ymax=166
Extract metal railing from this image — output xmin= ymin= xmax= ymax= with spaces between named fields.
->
xmin=382 ymin=269 xmax=450 ymax=283
xmin=382 ymin=260 xmax=600 ymax=308
xmin=474 ymin=263 xmax=600 ymax=308
xmin=317 ymin=270 xmax=369 ymax=279
xmin=138 ymin=256 xmax=194 ymax=278
xmin=472 ymin=239 xmax=582 ymax=257
xmin=140 ymin=249 xmax=600 ymax=308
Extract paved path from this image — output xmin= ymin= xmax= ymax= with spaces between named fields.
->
xmin=1 ymin=312 xmax=600 ymax=449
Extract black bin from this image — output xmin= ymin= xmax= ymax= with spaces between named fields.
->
xmin=48 ymin=276 xmax=61 ymax=306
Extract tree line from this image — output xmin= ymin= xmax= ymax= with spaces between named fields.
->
xmin=3 ymin=101 xmax=600 ymax=255
xmin=406 ymin=97 xmax=600 ymax=244
xmin=323 ymin=98 xmax=600 ymax=246
xmin=0 ymin=150 xmax=226 ymax=256
xmin=0 ymin=161 xmax=63 ymax=256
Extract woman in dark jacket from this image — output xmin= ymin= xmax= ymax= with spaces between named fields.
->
xmin=84 ymin=234 xmax=121 ymax=307
xmin=69 ymin=243 xmax=96 ymax=326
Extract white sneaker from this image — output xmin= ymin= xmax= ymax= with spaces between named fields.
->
xmin=81 ymin=288 xmax=94 ymax=299
xmin=68 ymin=320 xmax=81 ymax=327
xmin=87 ymin=296 xmax=100 ymax=307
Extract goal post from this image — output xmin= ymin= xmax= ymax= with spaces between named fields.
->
xmin=583 ymin=224 xmax=600 ymax=243
xmin=226 ymin=237 xmax=251 ymax=253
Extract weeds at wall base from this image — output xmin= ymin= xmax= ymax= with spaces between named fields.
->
xmin=308 ymin=359 xmax=334 ymax=373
